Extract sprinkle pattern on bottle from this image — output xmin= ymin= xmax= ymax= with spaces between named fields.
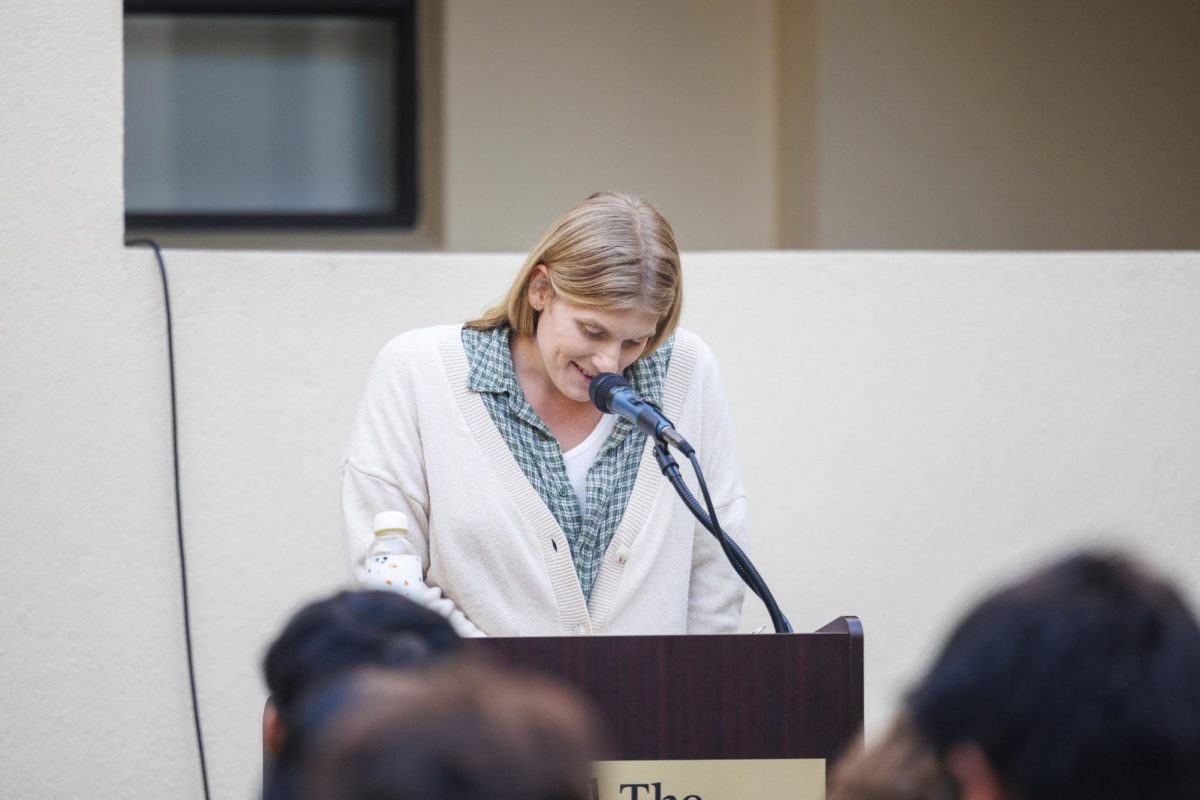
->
xmin=364 ymin=552 xmax=425 ymax=601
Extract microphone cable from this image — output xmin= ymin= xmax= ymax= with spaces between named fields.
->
xmin=654 ymin=443 xmax=792 ymax=633
xmin=126 ymin=238 xmax=212 ymax=800
xmin=591 ymin=372 xmax=792 ymax=632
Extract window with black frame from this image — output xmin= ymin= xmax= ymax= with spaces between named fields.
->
xmin=123 ymin=1 xmax=417 ymax=230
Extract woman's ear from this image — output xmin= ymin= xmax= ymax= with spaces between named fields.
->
xmin=527 ymin=264 xmax=551 ymax=312
xmin=945 ymin=742 xmax=1007 ymax=800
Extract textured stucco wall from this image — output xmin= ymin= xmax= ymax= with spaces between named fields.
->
xmin=0 ymin=2 xmax=202 ymax=798
xmin=122 ymin=248 xmax=1200 ymax=797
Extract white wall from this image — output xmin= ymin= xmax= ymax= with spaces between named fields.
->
xmin=110 ymin=248 xmax=1200 ymax=798
xmin=0 ymin=2 xmax=201 ymax=799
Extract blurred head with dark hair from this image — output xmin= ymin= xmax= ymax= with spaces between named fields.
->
xmin=903 ymin=550 xmax=1200 ymax=800
xmin=269 ymin=662 xmax=604 ymax=800
xmin=262 ymin=590 xmax=460 ymax=754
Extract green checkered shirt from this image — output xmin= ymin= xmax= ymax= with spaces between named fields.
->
xmin=461 ymin=325 xmax=674 ymax=603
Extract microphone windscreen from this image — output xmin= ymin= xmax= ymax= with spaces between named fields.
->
xmin=588 ymin=372 xmax=629 ymax=413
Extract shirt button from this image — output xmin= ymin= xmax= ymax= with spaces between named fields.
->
xmin=574 ymin=624 xmax=589 ymax=636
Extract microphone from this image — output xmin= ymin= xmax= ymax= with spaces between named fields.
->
xmin=588 ymin=373 xmax=694 ymax=455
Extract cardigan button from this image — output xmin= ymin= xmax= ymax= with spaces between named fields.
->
xmin=617 ymin=547 xmax=630 ymax=564
xmin=574 ymin=624 xmax=589 ymax=636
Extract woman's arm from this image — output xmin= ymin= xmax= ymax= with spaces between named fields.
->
xmin=342 ymin=463 xmax=486 ymax=638
xmin=341 ymin=334 xmax=486 ymax=637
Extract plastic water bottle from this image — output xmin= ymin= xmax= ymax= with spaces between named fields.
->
xmin=364 ymin=511 xmax=426 ymax=601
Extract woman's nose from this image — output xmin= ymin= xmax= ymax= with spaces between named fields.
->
xmin=592 ymin=345 xmax=620 ymax=374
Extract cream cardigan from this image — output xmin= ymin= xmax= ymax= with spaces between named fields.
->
xmin=341 ymin=325 xmax=748 ymax=637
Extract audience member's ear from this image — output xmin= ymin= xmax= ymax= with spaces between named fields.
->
xmin=264 ymin=699 xmax=285 ymax=756
xmin=945 ymin=742 xmax=1005 ymax=800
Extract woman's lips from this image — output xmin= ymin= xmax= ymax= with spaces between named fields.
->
xmin=572 ymin=361 xmax=595 ymax=382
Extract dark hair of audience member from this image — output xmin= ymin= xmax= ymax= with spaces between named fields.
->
xmin=269 ymin=662 xmax=605 ymax=800
xmin=263 ymin=591 xmax=460 ymax=739
xmin=907 ymin=550 xmax=1200 ymax=800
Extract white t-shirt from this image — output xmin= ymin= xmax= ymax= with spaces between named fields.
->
xmin=561 ymin=413 xmax=619 ymax=516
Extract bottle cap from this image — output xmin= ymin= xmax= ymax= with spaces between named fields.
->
xmin=373 ymin=510 xmax=409 ymax=535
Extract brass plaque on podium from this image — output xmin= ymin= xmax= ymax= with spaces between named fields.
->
xmin=593 ymin=758 xmax=825 ymax=800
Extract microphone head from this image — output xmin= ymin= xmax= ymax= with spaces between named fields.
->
xmin=588 ymin=372 xmax=629 ymax=413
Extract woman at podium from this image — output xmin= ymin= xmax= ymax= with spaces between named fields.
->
xmin=341 ymin=192 xmax=748 ymax=637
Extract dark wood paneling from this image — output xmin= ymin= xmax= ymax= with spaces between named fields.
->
xmin=466 ymin=622 xmax=864 ymax=764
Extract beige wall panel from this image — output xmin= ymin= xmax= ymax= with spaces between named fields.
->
xmin=814 ymin=1 xmax=1200 ymax=249
xmin=442 ymin=0 xmax=778 ymax=251
xmin=776 ymin=1 xmax=819 ymax=248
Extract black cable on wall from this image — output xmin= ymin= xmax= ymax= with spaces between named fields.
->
xmin=127 ymin=238 xmax=212 ymax=800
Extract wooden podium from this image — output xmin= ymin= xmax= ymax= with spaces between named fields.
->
xmin=264 ymin=618 xmax=862 ymax=798
xmin=465 ymin=617 xmax=863 ymax=768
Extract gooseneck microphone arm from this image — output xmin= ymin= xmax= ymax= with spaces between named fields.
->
xmin=589 ymin=373 xmax=793 ymax=634
xmin=654 ymin=443 xmax=792 ymax=633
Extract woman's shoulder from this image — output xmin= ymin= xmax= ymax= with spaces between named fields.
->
xmin=377 ymin=324 xmax=463 ymax=362
xmin=660 ymin=328 xmax=728 ymax=419
xmin=365 ymin=326 xmax=465 ymax=392
xmin=665 ymin=328 xmax=722 ymax=379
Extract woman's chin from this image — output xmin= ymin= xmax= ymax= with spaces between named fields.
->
xmin=554 ymin=378 xmax=591 ymax=405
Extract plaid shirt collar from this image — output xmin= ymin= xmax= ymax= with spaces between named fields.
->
xmin=465 ymin=325 xmax=522 ymax=394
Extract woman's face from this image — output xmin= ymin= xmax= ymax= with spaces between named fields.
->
xmin=528 ymin=274 xmax=660 ymax=404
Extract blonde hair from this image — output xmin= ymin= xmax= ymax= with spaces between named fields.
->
xmin=466 ymin=192 xmax=683 ymax=356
